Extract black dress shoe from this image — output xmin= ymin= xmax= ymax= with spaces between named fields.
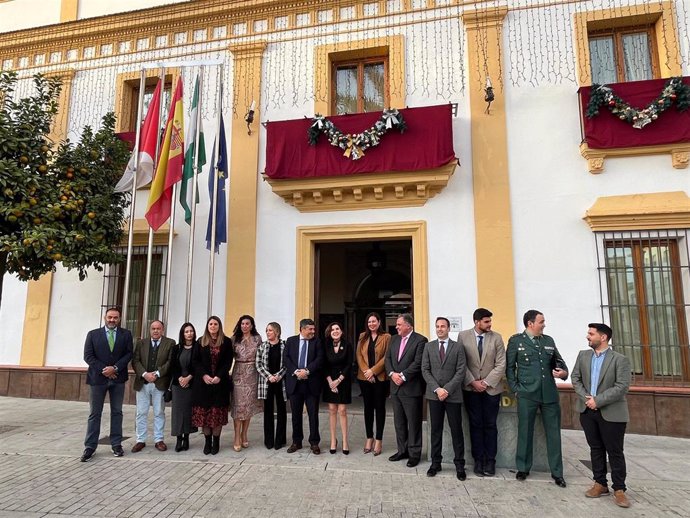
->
xmin=473 ymin=462 xmax=484 ymax=477
xmin=286 ymin=443 xmax=302 ymax=453
xmin=516 ymin=471 xmax=529 ymax=481
xmin=553 ymin=476 xmax=567 ymax=488
xmin=274 ymin=443 xmax=285 ymax=450
xmin=388 ymin=452 xmax=409 ymax=462
xmin=80 ymin=448 xmax=95 ymax=462
xmin=406 ymin=458 xmax=420 ymax=468
xmin=427 ymin=465 xmax=442 ymax=477
xmin=456 ymin=470 xmax=467 ymax=481
xmin=175 ymin=436 xmax=184 ymax=452
xmin=483 ymin=459 xmax=496 ymax=477
xmin=111 ymin=445 xmax=124 ymax=457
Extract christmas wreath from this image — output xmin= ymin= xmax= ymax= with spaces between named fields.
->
xmin=586 ymin=76 xmax=690 ymax=129
xmin=307 ymin=109 xmax=407 ymax=160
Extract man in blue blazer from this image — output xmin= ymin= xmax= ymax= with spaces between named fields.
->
xmin=284 ymin=318 xmax=324 ymax=454
xmin=81 ymin=307 xmax=133 ymax=462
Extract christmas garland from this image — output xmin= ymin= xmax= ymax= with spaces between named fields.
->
xmin=586 ymin=77 xmax=690 ymax=129
xmin=307 ymin=109 xmax=407 ymax=160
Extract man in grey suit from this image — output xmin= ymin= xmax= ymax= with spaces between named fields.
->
xmin=422 ymin=317 xmax=467 ymax=480
xmin=385 ymin=313 xmax=428 ymax=467
xmin=571 ymin=323 xmax=632 ymax=509
xmin=131 ymin=320 xmax=175 ymax=453
xmin=458 ymin=308 xmax=506 ymax=477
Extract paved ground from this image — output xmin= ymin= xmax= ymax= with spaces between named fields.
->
xmin=0 ymin=397 xmax=688 ymax=517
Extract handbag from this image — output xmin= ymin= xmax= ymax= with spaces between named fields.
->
xmin=164 ymin=387 xmax=173 ymax=403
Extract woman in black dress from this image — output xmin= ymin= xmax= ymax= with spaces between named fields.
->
xmin=323 ymin=322 xmax=353 ymax=454
xmin=191 ymin=316 xmax=234 ymax=455
xmin=171 ymin=322 xmax=197 ymax=452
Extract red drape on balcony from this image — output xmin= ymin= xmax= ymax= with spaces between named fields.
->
xmin=579 ymin=77 xmax=690 ymax=149
xmin=264 ymin=104 xmax=456 ymax=179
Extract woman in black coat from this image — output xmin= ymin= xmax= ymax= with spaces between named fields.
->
xmin=191 ymin=316 xmax=234 ymax=455
xmin=171 ymin=322 xmax=198 ymax=452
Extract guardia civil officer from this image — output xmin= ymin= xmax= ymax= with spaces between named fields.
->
xmin=506 ymin=309 xmax=568 ymax=488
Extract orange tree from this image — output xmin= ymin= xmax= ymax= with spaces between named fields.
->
xmin=0 ymin=71 xmax=130 ymax=307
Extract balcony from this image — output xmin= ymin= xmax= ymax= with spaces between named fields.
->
xmin=262 ymin=104 xmax=457 ymax=212
xmin=578 ymin=77 xmax=690 ymax=173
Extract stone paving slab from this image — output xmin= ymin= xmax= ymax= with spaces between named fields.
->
xmin=0 ymin=397 xmax=689 ymax=517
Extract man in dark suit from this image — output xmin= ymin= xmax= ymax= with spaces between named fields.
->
xmin=131 ymin=320 xmax=175 ymax=453
xmin=385 ymin=313 xmax=428 ymax=467
xmin=284 ymin=318 xmax=324 ymax=454
xmin=571 ymin=323 xmax=632 ymax=509
xmin=81 ymin=307 xmax=133 ymax=462
xmin=458 ymin=307 xmax=506 ymax=477
xmin=506 ymin=309 xmax=568 ymax=487
xmin=422 ymin=317 xmax=467 ymax=480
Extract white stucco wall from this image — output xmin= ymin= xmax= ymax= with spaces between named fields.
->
xmin=0 ymin=276 xmax=28 ymax=364
xmin=0 ymin=0 xmax=61 ymax=32
xmin=77 ymin=0 xmax=188 ymax=20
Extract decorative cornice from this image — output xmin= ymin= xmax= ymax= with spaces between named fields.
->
xmin=462 ymin=6 xmax=508 ymax=30
xmin=0 ymin=0 xmax=476 ymax=71
xmin=229 ymin=41 xmax=268 ymax=60
xmin=584 ymin=191 xmax=690 ymax=231
xmin=580 ymin=142 xmax=690 ymax=173
xmin=262 ymin=162 xmax=457 ymax=212
xmin=120 ymin=219 xmax=174 ymax=246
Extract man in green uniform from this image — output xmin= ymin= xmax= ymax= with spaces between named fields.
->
xmin=506 ymin=309 xmax=568 ymax=487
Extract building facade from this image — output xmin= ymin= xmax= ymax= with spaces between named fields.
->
xmin=0 ymin=0 xmax=688 ymax=436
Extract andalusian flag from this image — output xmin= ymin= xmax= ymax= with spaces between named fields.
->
xmin=145 ymin=78 xmax=184 ymax=230
xmin=114 ymin=80 xmax=162 ymax=192
xmin=180 ymin=75 xmax=206 ymax=225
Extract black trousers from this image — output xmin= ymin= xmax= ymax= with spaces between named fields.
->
xmin=391 ymin=394 xmax=423 ymax=460
xmin=428 ymin=399 xmax=465 ymax=470
xmin=580 ymin=408 xmax=627 ymax=491
xmin=463 ymin=390 xmax=500 ymax=463
xmin=289 ymin=382 xmax=321 ymax=445
xmin=263 ymin=382 xmax=287 ymax=448
xmin=359 ymin=379 xmax=388 ymax=440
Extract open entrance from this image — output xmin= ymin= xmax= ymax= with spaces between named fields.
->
xmin=314 ymin=240 xmax=412 ymax=344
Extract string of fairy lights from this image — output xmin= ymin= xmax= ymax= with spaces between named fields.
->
xmin=0 ymin=0 xmax=689 ymax=133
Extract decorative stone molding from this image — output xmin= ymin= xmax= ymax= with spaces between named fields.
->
xmin=580 ymin=142 xmax=690 ymax=174
xmin=583 ymin=191 xmax=690 ymax=231
xmin=262 ymin=162 xmax=456 ymax=212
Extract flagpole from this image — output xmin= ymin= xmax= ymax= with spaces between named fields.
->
xmin=141 ymin=66 xmax=166 ymax=335
xmin=121 ymin=69 xmax=147 ymax=328
xmin=185 ymin=66 xmax=205 ymax=322
xmin=207 ymin=66 xmax=223 ymax=317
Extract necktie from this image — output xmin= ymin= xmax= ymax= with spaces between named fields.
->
xmin=107 ymin=329 xmax=115 ymax=352
xmin=298 ymin=339 xmax=307 ymax=369
xmin=477 ymin=335 xmax=484 ymax=359
xmin=439 ymin=341 xmax=446 ymax=362
xmin=397 ymin=335 xmax=409 ymax=361
xmin=153 ymin=340 xmax=159 ymax=349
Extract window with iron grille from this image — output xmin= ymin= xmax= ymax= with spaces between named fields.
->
xmin=101 ymin=245 xmax=168 ymax=338
xmin=596 ymin=229 xmax=690 ymax=385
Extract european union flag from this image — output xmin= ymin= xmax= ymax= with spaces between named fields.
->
xmin=206 ymin=113 xmax=227 ymax=252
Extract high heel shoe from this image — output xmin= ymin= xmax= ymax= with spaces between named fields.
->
xmin=342 ymin=444 xmax=350 ymax=455
xmin=233 ymin=441 xmax=242 ymax=452
xmin=363 ymin=438 xmax=373 ymax=454
xmin=373 ymin=440 xmax=382 ymax=456
xmin=241 ymin=441 xmax=249 ymax=449
xmin=330 ymin=439 xmax=338 ymax=455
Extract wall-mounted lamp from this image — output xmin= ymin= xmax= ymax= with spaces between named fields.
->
xmin=484 ymin=77 xmax=495 ymax=114
xmin=245 ymin=100 xmax=256 ymax=135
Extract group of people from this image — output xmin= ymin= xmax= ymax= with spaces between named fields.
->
xmin=81 ymin=306 xmax=632 ymax=509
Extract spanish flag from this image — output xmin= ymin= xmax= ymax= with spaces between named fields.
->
xmin=145 ymin=78 xmax=184 ymax=230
